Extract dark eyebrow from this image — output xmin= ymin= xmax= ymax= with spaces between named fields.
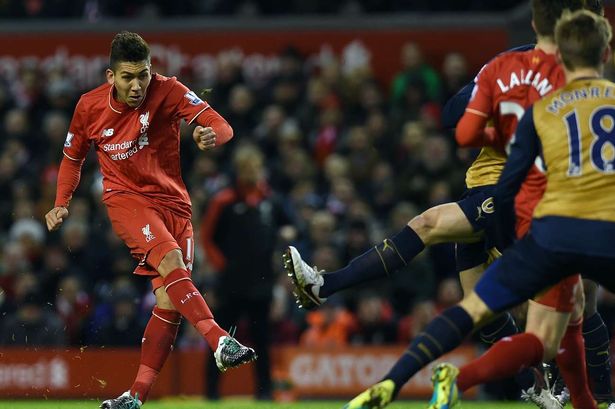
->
xmin=120 ymin=69 xmax=149 ymax=76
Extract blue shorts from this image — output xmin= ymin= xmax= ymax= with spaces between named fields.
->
xmin=475 ymin=234 xmax=615 ymax=313
xmin=455 ymin=185 xmax=496 ymax=272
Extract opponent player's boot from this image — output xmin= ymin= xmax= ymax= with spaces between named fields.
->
xmin=521 ymin=366 xmax=563 ymax=409
xmin=597 ymin=401 xmax=615 ymax=409
xmin=100 ymin=391 xmax=141 ymax=409
xmin=214 ymin=335 xmax=257 ymax=372
xmin=428 ymin=363 xmax=460 ymax=409
xmin=283 ymin=246 xmax=326 ymax=309
xmin=342 ymin=379 xmax=395 ymax=409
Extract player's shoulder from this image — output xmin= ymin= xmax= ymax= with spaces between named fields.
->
xmin=150 ymin=73 xmax=179 ymax=89
xmin=75 ymin=83 xmax=111 ymax=116
xmin=80 ymin=83 xmax=111 ymax=103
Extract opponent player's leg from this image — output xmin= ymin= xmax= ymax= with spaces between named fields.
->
xmin=285 ymin=200 xmax=482 ymax=309
xmin=342 ymin=236 xmax=564 ymax=409
xmin=343 ymin=291 xmax=491 ymax=409
xmin=459 ymin=261 xmax=519 ymax=346
xmin=582 ymin=279 xmax=614 ymax=405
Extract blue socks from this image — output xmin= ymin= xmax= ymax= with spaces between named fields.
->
xmin=478 ymin=312 xmax=518 ymax=345
xmin=583 ymin=312 xmax=613 ymax=401
xmin=386 ymin=305 xmax=474 ymax=394
xmin=320 ymin=226 xmax=424 ymax=298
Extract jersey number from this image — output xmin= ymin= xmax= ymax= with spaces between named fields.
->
xmin=564 ymin=106 xmax=615 ymax=176
xmin=500 ymin=101 xmax=546 ymax=172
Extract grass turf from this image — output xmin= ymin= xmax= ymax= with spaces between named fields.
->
xmin=0 ymin=399 xmax=543 ymax=409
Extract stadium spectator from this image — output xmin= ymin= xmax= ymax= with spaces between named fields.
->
xmin=201 ymin=143 xmax=294 ymax=400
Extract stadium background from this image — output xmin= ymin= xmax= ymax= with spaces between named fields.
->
xmin=1 ymin=0 xmax=615 ymax=405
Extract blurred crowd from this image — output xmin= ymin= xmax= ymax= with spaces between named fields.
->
xmin=0 ymin=0 xmax=525 ymax=19
xmin=2 ymin=37 xmax=615 ymax=358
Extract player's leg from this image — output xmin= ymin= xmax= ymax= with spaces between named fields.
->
xmin=128 ymin=286 xmax=181 ymax=404
xmin=154 ymin=219 xmax=256 ymax=372
xmin=582 ymin=279 xmax=614 ymax=405
xmin=539 ymin=278 xmax=597 ymax=409
xmin=344 ymin=236 xmax=565 ymax=409
xmin=105 ymin=193 xmax=255 ymax=371
xmin=343 ymin=291 xmax=490 ymax=409
xmin=285 ymin=196 xmax=484 ymax=309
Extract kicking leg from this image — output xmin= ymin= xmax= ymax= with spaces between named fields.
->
xmin=158 ymin=249 xmax=256 ymax=371
xmin=284 ymin=202 xmax=480 ymax=309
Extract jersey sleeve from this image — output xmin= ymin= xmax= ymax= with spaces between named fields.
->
xmin=167 ymin=78 xmax=211 ymax=124
xmin=465 ymin=60 xmax=496 ymax=117
xmin=494 ymin=106 xmax=540 ymax=248
xmin=63 ymin=97 xmax=91 ymax=161
xmin=441 ymin=81 xmax=476 ymax=129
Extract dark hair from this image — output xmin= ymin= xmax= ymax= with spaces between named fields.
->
xmin=556 ymin=9 xmax=612 ymax=70
xmin=531 ymin=0 xmax=585 ymax=37
xmin=584 ymin=0 xmax=604 ymax=16
xmin=109 ymin=31 xmax=150 ymax=71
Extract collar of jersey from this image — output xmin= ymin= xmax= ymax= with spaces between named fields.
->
xmin=108 ymin=84 xmax=148 ymax=114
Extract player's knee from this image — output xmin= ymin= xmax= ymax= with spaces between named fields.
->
xmin=459 ymin=292 xmax=493 ymax=326
xmin=409 ymin=209 xmax=438 ymax=243
xmin=157 ymin=249 xmax=185 ymax=276
xmin=541 ymin=338 xmax=559 ymax=362
xmin=155 ymin=287 xmax=176 ymax=310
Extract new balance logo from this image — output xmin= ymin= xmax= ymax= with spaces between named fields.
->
xmin=180 ymin=291 xmax=201 ymax=304
xmin=142 ymin=224 xmax=156 ymax=242
xmin=102 ymin=128 xmax=114 ymax=137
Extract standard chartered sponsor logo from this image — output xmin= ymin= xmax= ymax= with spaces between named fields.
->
xmin=102 ymin=111 xmax=151 ymax=161
xmin=103 ymin=140 xmax=135 ymax=152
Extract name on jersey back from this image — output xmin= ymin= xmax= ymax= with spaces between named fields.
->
xmin=496 ymin=70 xmax=553 ymax=96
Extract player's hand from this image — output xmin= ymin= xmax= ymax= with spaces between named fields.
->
xmin=193 ymin=126 xmax=217 ymax=151
xmin=45 ymin=206 xmax=69 ymax=232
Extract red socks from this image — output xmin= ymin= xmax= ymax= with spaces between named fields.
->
xmin=130 ymin=307 xmax=180 ymax=403
xmin=163 ymin=268 xmax=227 ymax=348
xmin=556 ymin=320 xmax=597 ymax=409
xmin=457 ymin=333 xmax=544 ymax=392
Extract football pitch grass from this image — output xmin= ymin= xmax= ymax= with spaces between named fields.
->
xmin=0 ymin=399 xmax=550 ymax=409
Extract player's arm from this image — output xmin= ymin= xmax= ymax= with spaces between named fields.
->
xmin=192 ymin=108 xmax=233 ymax=151
xmin=442 ymin=81 xmax=476 ymax=129
xmin=45 ymin=99 xmax=90 ymax=232
xmin=454 ymin=59 xmax=500 ymax=148
xmin=168 ymin=78 xmax=233 ymax=150
xmin=493 ymin=106 xmax=540 ymax=247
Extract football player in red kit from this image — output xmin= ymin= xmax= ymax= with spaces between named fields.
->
xmin=44 ymin=32 xmax=255 ymax=409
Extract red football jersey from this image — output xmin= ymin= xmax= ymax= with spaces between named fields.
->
xmin=467 ymin=48 xmax=565 ymax=231
xmin=64 ymin=74 xmax=210 ymax=218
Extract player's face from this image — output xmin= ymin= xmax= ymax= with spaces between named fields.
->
xmin=106 ymin=60 xmax=152 ymax=107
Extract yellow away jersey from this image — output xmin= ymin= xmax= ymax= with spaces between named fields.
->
xmin=533 ymin=78 xmax=615 ymax=222
xmin=465 ymin=146 xmax=506 ymax=188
